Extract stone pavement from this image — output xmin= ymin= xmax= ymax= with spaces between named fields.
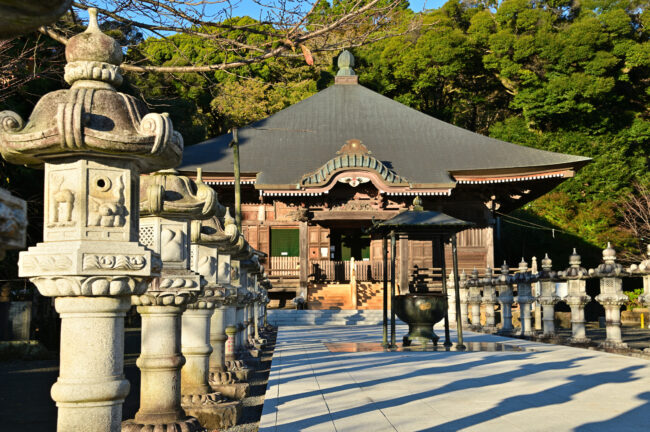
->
xmin=259 ymin=325 xmax=650 ymax=432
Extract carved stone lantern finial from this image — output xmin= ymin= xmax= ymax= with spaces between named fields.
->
xmin=0 ymin=9 xmax=184 ymax=432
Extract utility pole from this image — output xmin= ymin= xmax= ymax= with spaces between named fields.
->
xmin=229 ymin=127 xmax=242 ymax=230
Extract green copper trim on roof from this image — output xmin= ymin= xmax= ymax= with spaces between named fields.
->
xmin=301 ymin=152 xmax=407 ymax=186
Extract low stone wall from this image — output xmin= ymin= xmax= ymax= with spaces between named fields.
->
xmin=621 ymin=308 xmax=650 ymax=327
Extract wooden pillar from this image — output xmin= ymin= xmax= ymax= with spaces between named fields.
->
xmin=299 ymin=221 xmax=309 ymax=299
xmin=399 ymin=234 xmax=409 ymax=294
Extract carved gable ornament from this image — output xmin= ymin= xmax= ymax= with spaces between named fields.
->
xmin=300 ymin=139 xmax=407 ymax=188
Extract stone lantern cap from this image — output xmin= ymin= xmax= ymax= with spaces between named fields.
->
xmin=559 ymin=248 xmax=589 ymax=279
xmin=190 ymin=212 xmax=241 ymax=252
xmin=589 ymin=242 xmax=628 ymax=277
xmin=140 ymin=169 xmax=217 ymax=219
xmin=537 ymin=253 xmax=560 ymax=281
xmin=496 ymin=261 xmax=510 ymax=284
xmin=511 ymin=258 xmax=537 ymax=283
xmin=480 ymin=266 xmax=496 ymax=286
xmin=628 ymin=244 xmax=650 ymax=275
xmin=0 ymin=9 xmax=183 ymax=173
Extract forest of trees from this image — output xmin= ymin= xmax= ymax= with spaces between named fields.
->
xmin=1 ymin=0 xmax=648 ymax=274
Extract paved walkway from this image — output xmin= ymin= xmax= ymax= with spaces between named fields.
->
xmin=259 ymin=325 xmax=650 ymax=432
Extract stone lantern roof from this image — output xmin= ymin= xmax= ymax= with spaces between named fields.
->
xmin=0 ymin=9 xmax=183 ymax=172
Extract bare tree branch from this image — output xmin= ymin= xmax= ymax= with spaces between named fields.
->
xmin=36 ymin=0 xmax=409 ymax=74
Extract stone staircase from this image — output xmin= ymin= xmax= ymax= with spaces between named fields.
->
xmin=267 ymin=309 xmax=405 ymax=326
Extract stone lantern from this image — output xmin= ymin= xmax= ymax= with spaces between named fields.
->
xmin=123 ymin=169 xmax=217 ymax=432
xmin=629 ymin=245 xmax=650 ymax=309
xmin=0 ymin=188 xmax=26 ymax=259
xmin=0 ymin=9 xmax=183 ymax=432
xmin=496 ymin=262 xmax=514 ymax=335
xmin=185 ymin=198 xmax=241 ymax=429
xmin=204 ymin=210 xmax=252 ymax=400
xmin=481 ymin=266 xmax=498 ymax=333
xmin=513 ymin=258 xmax=536 ymax=336
xmin=560 ymin=249 xmax=591 ymax=343
xmin=537 ymin=254 xmax=561 ymax=337
xmin=466 ymin=268 xmax=482 ymax=330
xmin=589 ymin=243 xmax=629 ymax=349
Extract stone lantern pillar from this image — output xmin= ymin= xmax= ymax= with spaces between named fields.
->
xmin=496 ymin=262 xmax=514 ymax=335
xmin=467 ymin=268 xmax=482 ymax=330
xmin=630 ymin=245 xmax=650 ymax=310
xmin=0 ymin=9 xmax=183 ymax=432
xmin=537 ymin=254 xmax=561 ymax=337
xmin=590 ymin=243 xmax=629 ymax=349
xmin=481 ymin=266 xmax=498 ymax=333
xmin=560 ymin=249 xmax=591 ymax=343
xmin=123 ymin=170 xmax=217 ymax=432
xmin=513 ymin=259 xmax=536 ymax=336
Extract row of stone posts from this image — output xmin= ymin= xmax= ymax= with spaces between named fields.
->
xmin=0 ymin=9 xmax=272 ymax=432
xmin=448 ymin=244 xmax=650 ymax=350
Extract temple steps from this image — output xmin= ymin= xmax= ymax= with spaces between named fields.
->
xmin=267 ymin=309 xmax=405 ymax=326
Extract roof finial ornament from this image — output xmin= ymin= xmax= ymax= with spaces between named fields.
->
xmin=337 ymin=50 xmax=355 ymax=76
xmin=413 ymin=196 xmax=423 ymax=211
xmin=335 ymin=50 xmax=358 ymax=85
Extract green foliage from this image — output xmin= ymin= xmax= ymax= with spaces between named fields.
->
xmin=124 ymin=17 xmax=330 ymax=142
xmin=354 ymin=0 xmax=648 ymax=256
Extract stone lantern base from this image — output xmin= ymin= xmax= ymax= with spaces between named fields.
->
xmin=209 ymin=370 xmax=251 ymax=400
xmin=181 ymin=394 xmax=241 ymax=429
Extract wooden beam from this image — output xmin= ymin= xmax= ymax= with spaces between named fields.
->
xmin=299 ymin=221 xmax=309 ymax=299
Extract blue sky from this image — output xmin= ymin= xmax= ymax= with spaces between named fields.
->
xmin=230 ymin=0 xmax=448 ymax=18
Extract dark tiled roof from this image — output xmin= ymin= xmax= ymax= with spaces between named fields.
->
xmin=180 ymin=83 xmax=590 ymax=186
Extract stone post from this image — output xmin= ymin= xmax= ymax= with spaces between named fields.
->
xmin=513 ymin=259 xmax=536 ymax=336
xmin=467 ymin=268 xmax=482 ymax=330
xmin=458 ymin=270 xmax=470 ymax=327
xmin=537 ymin=254 xmax=561 ymax=337
xmin=532 ymin=256 xmax=543 ymax=332
xmin=123 ymin=170 xmax=217 ymax=432
xmin=590 ymin=243 xmax=629 ymax=349
xmin=481 ymin=266 xmax=498 ymax=333
xmin=0 ymin=9 xmax=182 ymax=432
xmin=446 ymin=272 xmax=456 ymax=325
xmin=496 ymin=262 xmax=514 ymax=335
xmin=560 ymin=249 xmax=591 ymax=343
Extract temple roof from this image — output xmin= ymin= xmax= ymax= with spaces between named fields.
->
xmin=180 ymin=61 xmax=589 ymax=191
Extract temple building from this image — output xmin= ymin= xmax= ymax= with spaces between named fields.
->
xmin=179 ymin=51 xmax=590 ymax=309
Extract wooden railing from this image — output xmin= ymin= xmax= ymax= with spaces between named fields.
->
xmin=268 ymin=257 xmax=397 ymax=282
xmin=268 ymin=256 xmax=300 ymax=278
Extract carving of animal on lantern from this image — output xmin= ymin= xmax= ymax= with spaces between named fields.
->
xmin=49 ymin=175 xmax=75 ymax=227
xmin=88 ymin=174 xmax=126 ymax=227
